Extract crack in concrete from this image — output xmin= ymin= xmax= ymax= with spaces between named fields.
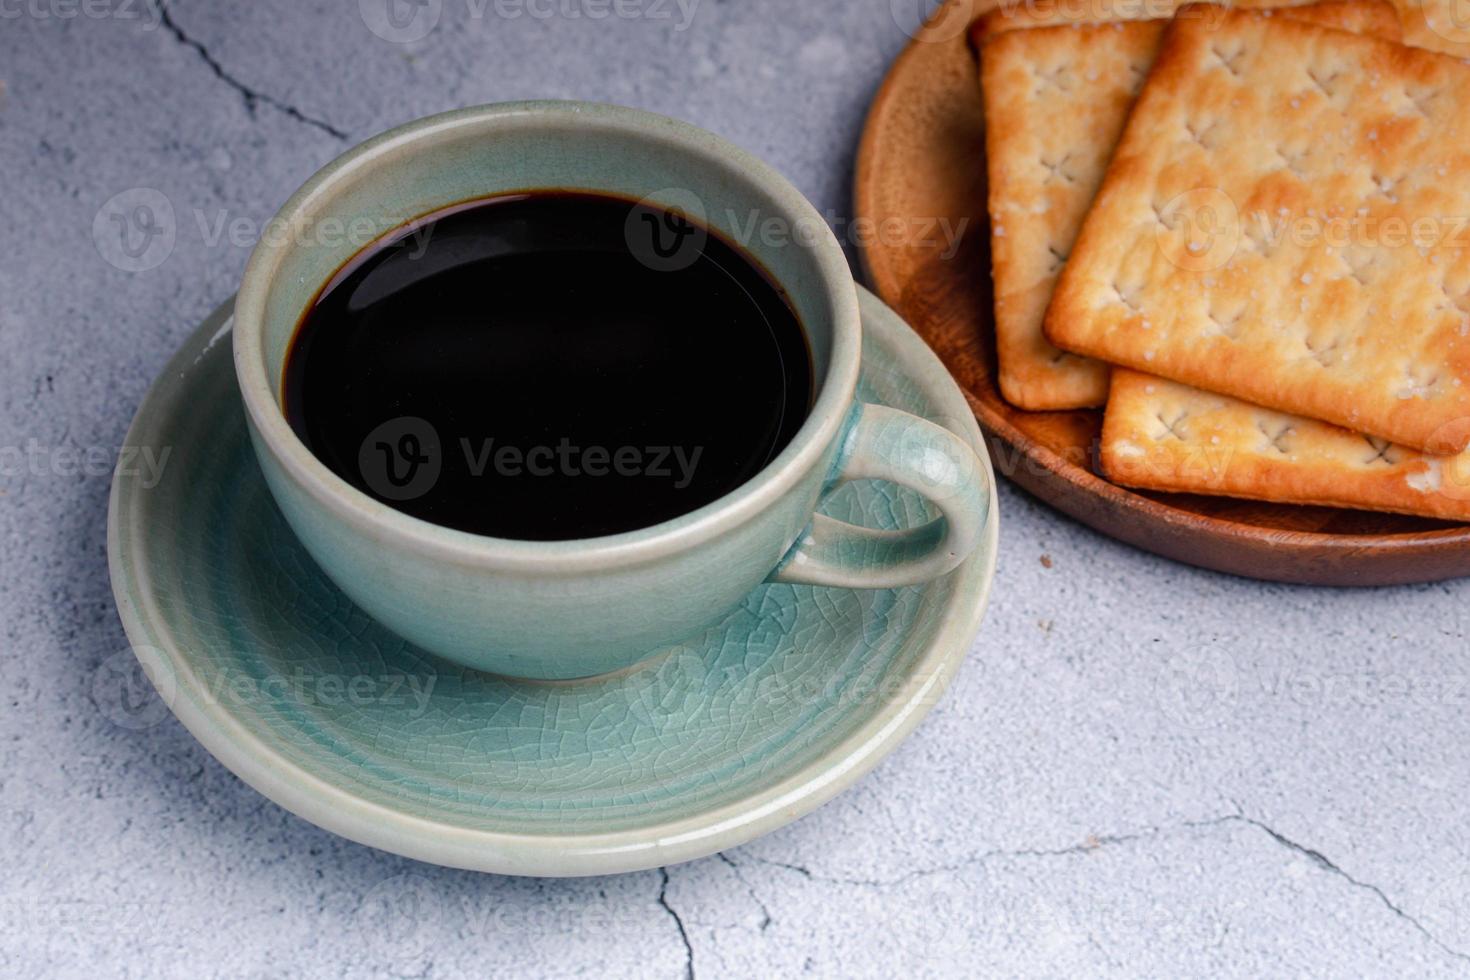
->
xmin=152 ymin=0 xmax=348 ymax=140
xmin=736 ymin=811 xmax=1470 ymax=965
xmin=657 ymin=867 xmax=695 ymax=980
xmin=716 ymin=853 xmax=773 ymax=932
xmin=738 ymin=821 xmax=1197 ymax=890
xmin=1226 ymin=815 xmax=1470 ymax=966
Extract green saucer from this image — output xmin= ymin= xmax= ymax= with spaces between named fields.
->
xmin=107 ymin=286 xmax=999 ymax=876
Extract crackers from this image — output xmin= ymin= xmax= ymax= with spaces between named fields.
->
xmin=1102 ymin=369 xmax=1470 ymax=519
xmin=1044 ymin=7 xmax=1470 ymax=452
xmin=981 ymin=21 xmax=1152 ymax=408
xmin=979 ymin=0 xmax=1402 ymax=410
xmin=973 ymin=0 xmax=1390 ymax=38
xmin=974 ymin=0 xmax=1470 ymax=54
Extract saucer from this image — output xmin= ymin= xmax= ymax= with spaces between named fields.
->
xmin=107 ymin=285 xmax=999 ymax=876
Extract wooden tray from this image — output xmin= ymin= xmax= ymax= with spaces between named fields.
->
xmin=853 ymin=0 xmax=1470 ymax=586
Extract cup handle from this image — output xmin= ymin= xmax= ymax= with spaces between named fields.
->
xmin=770 ymin=403 xmax=990 ymax=589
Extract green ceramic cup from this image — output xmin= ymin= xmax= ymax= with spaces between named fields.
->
xmin=233 ymin=101 xmax=989 ymax=680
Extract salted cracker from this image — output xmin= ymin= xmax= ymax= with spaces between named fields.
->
xmin=1102 ymin=369 xmax=1470 ymax=519
xmin=1045 ymin=6 xmax=1470 ymax=452
xmin=974 ymin=0 xmax=1469 ymax=55
xmin=978 ymin=0 xmax=1401 ymax=409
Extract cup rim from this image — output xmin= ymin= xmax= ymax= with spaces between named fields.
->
xmin=233 ymin=100 xmax=861 ymax=572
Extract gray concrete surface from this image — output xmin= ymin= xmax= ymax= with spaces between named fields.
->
xmin=3 ymin=1 xmax=1469 ymax=976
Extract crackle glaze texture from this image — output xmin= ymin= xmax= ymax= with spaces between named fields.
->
xmin=109 ymin=290 xmax=998 ymax=872
xmin=232 ymin=101 xmax=875 ymax=679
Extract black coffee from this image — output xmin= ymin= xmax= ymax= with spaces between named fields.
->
xmin=283 ymin=191 xmax=813 ymax=541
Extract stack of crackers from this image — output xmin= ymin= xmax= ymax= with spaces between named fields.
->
xmin=975 ymin=0 xmax=1470 ymax=521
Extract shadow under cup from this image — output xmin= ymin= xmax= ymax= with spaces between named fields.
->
xmin=234 ymin=102 xmax=861 ymax=680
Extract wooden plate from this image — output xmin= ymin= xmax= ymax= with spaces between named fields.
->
xmin=854 ymin=0 xmax=1470 ymax=586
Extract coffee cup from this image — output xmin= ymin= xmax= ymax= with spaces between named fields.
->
xmin=234 ymin=101 xmax=990 ymax=680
